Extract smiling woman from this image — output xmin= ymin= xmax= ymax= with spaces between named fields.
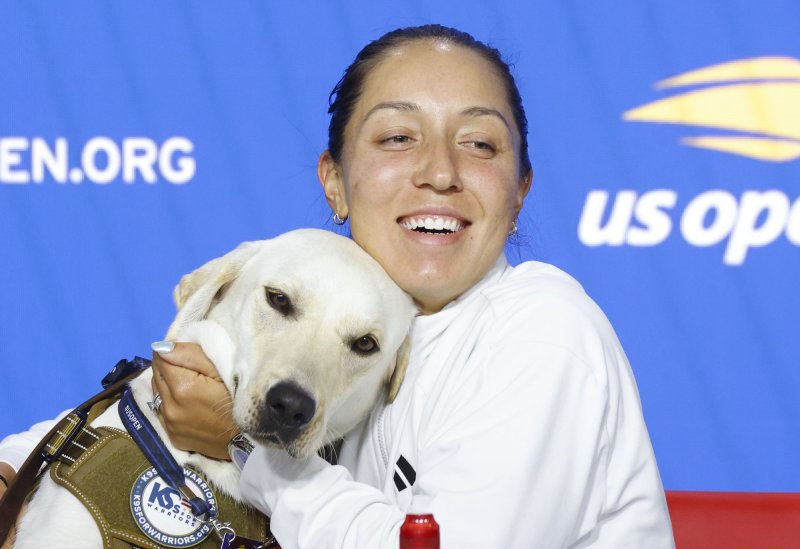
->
xmin=319 ymin=36 xmax=531 ymax=314
xmin=0 ymin=24 xmax=674 ymax=549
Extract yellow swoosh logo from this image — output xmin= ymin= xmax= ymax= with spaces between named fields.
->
xmin=623 ymin=57 xmax=800 ymax=162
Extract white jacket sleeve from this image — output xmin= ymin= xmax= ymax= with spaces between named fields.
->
xmin=240 ymin=448 xmax=406 ymax=548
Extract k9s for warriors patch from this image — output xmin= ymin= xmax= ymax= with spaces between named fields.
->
xmin=130 ymin=466 xmax=218 ymax=548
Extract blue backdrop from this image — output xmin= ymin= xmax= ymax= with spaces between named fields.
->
xmin=2 ymin=0 xmax=798 ymax=492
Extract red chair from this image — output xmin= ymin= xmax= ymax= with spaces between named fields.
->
xmin=666 ymin=491 xmax=800 ymax=548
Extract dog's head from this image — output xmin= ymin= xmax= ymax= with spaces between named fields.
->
xmin=165 ymin=229 xmax=416 ymax=458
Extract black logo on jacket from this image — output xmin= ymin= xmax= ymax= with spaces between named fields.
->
xmin=393 ymin=455 xmax=416 ymax=492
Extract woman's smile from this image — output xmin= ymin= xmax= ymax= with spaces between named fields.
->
xmin=398 ymin=214 xmax=468 ymax=235
xmin=397 ymin=207 xmax=471 ymax=247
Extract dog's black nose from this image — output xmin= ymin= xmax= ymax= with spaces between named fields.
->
xmin=261 ymin=381 xmax=316 ymax=440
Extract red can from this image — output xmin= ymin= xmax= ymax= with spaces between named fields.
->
xmin=400 ymin=513 xmax=440 ymax=549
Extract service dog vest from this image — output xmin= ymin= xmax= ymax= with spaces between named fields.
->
xmin=49 ymin=426 xmax=269 ymax=549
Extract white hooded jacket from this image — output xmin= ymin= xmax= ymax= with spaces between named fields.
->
xmin=238 ymin=257 xmax=675 ymax=548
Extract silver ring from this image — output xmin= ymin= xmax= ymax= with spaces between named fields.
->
xmin=147 ymin=393 xmax=163 ymax=414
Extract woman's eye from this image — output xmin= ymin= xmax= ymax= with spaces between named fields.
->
xmin=351 ymin=335 xmax=379 ymax=355
xmin=265 ymin=288 xmax=293 ymax=316
xmin=379 ymin=134 xmax=414 ymax=148
xmin=465 ymin=140 xmax=496 ymax=153
xmin=377 ymin=133 xmax=414 ymax=151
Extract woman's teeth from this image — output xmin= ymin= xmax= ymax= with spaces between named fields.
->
xmin=400 ymin=216 xmax=465 ymax=234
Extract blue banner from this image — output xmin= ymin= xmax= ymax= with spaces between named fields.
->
xmin=2 ymin=0 xmax=798 ymax=492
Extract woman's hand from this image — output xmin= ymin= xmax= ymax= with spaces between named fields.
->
xmin=151 ymin=342 xmax=238 ymax=460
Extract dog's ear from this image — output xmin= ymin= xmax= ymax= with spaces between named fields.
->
xmin=173 ymin=242 xmax=255 ymax=309
xmin=386 ymin=334 xmax=411 ymax=403
xmin=166 ymin=241 xmax=260 ymax=339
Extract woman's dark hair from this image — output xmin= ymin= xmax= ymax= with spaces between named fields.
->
xmin=327 ymin=24 xmax=531 ymax=175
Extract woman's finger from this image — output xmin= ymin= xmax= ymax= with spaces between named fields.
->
xmin=150 ymin=351 xmax=176 ymax=430
xmin=152 ymin=341 xmax=221 ymax=380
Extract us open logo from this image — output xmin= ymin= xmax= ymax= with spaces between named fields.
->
xmin=578 ymin=57 xmax=800 ymax=265
xmin=130 ymin=466 xmax=217 ymax=548
xmin=624 ymin=56 xmax=800 ymax=162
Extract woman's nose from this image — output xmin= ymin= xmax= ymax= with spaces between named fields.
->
xmin=412 ymin=140 xmax=462 ymax=192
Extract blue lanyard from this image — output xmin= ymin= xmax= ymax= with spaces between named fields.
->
xmin=119 ymin=388 xmax=213 ymax=518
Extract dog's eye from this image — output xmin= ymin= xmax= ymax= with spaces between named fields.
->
xmin=351 ymin=335 xmax=379 ymax=355
xmin=265 ymin=288 xmax=294 ymax=316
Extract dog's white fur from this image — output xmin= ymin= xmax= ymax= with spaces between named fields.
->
xmin=13 ymin=229 xmax=416 ymax=548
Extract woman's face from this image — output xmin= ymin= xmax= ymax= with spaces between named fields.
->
xmin=320 ymin=40 xmax=531 ymax=314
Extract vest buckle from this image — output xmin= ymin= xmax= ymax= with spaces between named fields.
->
xmin=42 ymin=409 xmax=88 ymax=463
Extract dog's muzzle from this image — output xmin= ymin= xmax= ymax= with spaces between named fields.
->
xmin=257 ymin=381 xmax=316 ymax=443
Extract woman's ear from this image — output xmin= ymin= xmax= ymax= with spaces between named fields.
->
xmin=318 ymin=150 xmax=349 ymax=219
xmin=515 ymin=168 xmax=533 ymax=213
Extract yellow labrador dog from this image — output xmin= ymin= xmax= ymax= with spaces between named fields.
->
xmin=12 ymin=229 xmax=416 ymax=548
